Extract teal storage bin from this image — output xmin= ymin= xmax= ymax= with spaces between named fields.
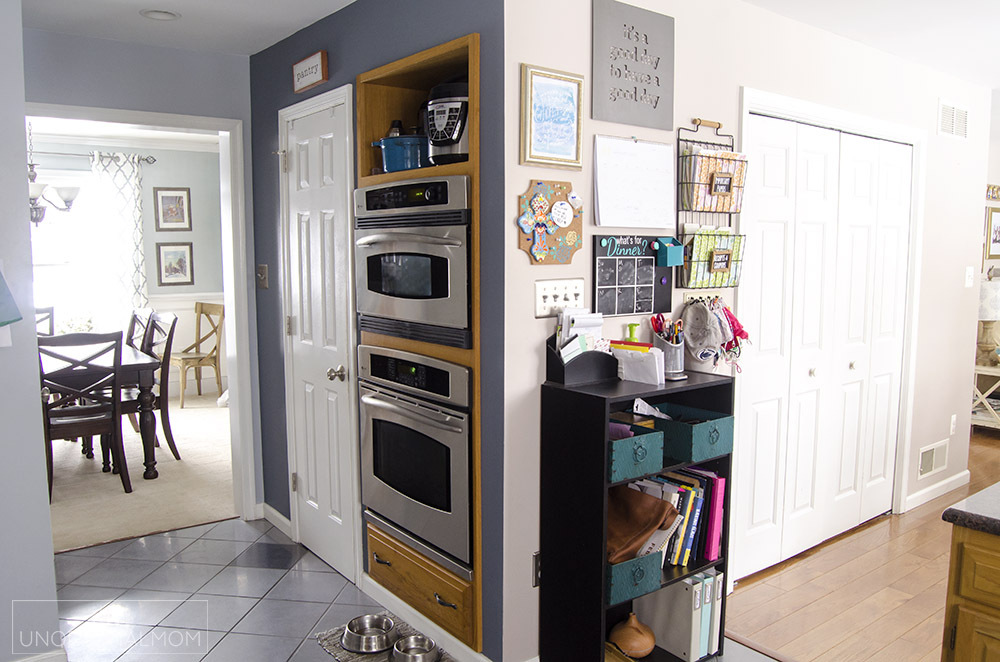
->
xmin=652 ymin=402 xmax=734 ymax=463
xmin=606 ymin=552 xmax=662 ymax=605
xmin=608 ymin=426 xmax=663 ymax=483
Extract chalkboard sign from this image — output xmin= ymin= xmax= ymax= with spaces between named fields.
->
xmin=593 ymin=234 xmax=672 ymax=317
xmin=592 ymin=0 xmax=675 ymax=130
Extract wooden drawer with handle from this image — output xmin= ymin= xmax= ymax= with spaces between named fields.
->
xmin=366 ymin=523 xmax=475 ymax=646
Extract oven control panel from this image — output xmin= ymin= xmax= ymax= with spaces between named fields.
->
xmin=354 ymin=175 xmax=469 ymax=220
xmin=363 ymin=180 xmax=449 ymax=212
xmin=357 ymin=345 xmax=469 ymax=409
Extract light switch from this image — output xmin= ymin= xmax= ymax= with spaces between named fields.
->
xmin=535 ymin=278 xmax=585 ymax=318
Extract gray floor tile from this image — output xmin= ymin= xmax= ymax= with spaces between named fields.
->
xmin=720 ymin=638 xmax=780 ymax=660
xmin=232 ymin=598 xmax=327 ymax=639
xmin=200 ymin=519 xmax=270 ymax=542
xmin=266 ymin=570 xmax=347 ymax=603
xmin=72 ymin=557 xmax=163 ymax=589
xmin=198 ymin=566 xmax=287 ymax=598
xmin=118 ymin=626 xmax=225 ymax=661
xmin=160 ymin=594 xmax=258 ymax=632
xmin=159 ymin=522 xmax=220 ymax=539
xmin=333 ymin=585 xmax=381 ymax=608
xmin=59 ymin=619 xmax=83 ymax=636
xmin=112 ymin=535 xmax=196 ymax=561
xmin=289 ymin=638 xmax=340 ymax=662
xmin=54 ymin=554 xmax=103 ymax=584
xmin=202 ymin=632 xmax=301 ymax=662
xmin=171 ymin=539 xmax=253 ymax=565
xmin=290 ymin=552 xmax=337 ymax=574
xmin=61 ymin=621 xmax=150 ymax=662
xmin=135 ymin=562 xmax=224 ymax=593
xmin=56 ymin=585 xmax=126 ymax=620
xmin=59 ymin=539 xmax=132 ymax=559
xmin=257 ymin=527 xmax=295 ymax=545
xmin=311 ymin=603 xmax=376 ymax=638
xmin=88 ymin=588 xmax=190 ymax=626
xmin=230 ymin=542 xmax=306 ymax=570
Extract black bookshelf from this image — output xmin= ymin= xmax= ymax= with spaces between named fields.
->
xmin=539 ymin=375 xmax=734 ymax=662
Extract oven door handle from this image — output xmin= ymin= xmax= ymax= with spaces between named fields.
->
xmin=355 ymin=232 xmax=463 ymax=248
xmin=361 ymin=394 xmax=464 ymax=434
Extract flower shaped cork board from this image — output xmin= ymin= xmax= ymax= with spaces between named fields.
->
xmin=516 ymin=180 xmax=583 ymax=265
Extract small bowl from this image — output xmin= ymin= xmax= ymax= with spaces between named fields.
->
xmin=390 ymin=635 xmax=440 ymax=662
xmin=340 ymin=614 xmax=399 ymax=653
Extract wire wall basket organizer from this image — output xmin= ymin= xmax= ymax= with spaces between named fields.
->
xmin=680 ymin=231 xmax=746 ymax=289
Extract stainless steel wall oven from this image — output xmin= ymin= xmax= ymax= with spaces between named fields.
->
xmin=354 ymin=176 xmax=470 ymax=349
xmin=358 ymin=345 xmax=471 ymax=573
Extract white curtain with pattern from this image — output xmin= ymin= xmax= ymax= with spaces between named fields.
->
xmin=91 ymin=152 xmax=148 ymax=319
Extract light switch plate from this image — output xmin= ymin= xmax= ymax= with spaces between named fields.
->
xmin=535 ymin=278 xmax=585 ymax=318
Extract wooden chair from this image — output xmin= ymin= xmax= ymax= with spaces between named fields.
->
xmin=170 ymin=302 xmax=224 ymax=408
xmin=126 ymin=308 xmax=153 ymax=350
xmin=35 ymin=307 xmax=54 ymax=337
xmin=38 ymin=332 xmax=130 ymax=498
xmin=122 ymin=312 xmax=180 ymax=460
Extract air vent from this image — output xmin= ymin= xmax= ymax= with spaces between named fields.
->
xmin=919 ymin=440 xmax=948 ymax=477
xmin=939 ymin=100 xmax=969 ymax=139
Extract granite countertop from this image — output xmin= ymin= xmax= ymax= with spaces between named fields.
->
xmin=942 ymin=481 xmax=1000 ymax=534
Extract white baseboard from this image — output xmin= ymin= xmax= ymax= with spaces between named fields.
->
xmin=17 ymin=650 xmax=67 ymax=662
xmin=359 ymin=575 xmax=494 ymax=662
xmin=263 ymin=503 xmax=293 ymax=539
xmin=902 ymin=470 xmax=971 ymax=512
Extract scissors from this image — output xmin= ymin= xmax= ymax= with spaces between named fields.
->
xmin=650 ymin=313 xmax=666 ymax=334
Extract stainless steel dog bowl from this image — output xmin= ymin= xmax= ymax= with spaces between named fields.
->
xmin=340 ymin=614 xmax=399 ymax=653
xmin=390 ymin=635 xmax=440 ymax=662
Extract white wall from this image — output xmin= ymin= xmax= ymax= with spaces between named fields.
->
xmin=502 ymin=1 xmax=990 ymax=660
xmin=0 ymin=4 xmax=62 ymax=661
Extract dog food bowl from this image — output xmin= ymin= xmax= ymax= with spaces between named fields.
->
xmin=390 ymin=635 xmax=440 ymax=662
xmin=340 ymin=614 xmax=399 ymax=653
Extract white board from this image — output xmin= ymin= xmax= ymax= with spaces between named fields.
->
xmin=594 ymin=134 xmax=675 ymax=230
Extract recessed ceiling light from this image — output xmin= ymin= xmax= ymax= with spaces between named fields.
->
xmin=139 ymin=9 xmax=181 ymax=21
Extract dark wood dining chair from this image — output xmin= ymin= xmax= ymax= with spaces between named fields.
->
xmin=122 ymin=312 xmax=180 ymax=460
xmin=35 ymin=307 xmax=54 ymax=336
xmin=38 ymin=332 xmax=131 ymax=498
xmin=126 ymin=308 xmax=153 ymax=350
xmin=170 ymin=302 xmax=224 ymax=408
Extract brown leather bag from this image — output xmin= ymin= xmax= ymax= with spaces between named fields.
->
xmin=607 ymin=485 xmax=680 ymax=564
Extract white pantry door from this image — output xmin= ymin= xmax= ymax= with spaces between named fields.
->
xmin=281 ymin=86 xmax=359 ymax=580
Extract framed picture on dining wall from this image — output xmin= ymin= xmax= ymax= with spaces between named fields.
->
xmin=154 ymin=187 xmax=191 ymax=231
xmin=988 ymin=208 xmax=1000 ymax=260
xmin=156 ymin=242 xmax=194 ymax=287
xmin=520 ymin=64 xmax=584 ymax=169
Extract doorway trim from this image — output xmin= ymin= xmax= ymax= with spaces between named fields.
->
xmin=276 ymin=84 xmax=362 ymax=584
xmin=25 ymin=101 xmax=260 ymax=519
xmin=738 ymin=87 xmax=929 ymax=516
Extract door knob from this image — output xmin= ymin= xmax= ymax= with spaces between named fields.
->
xmin=327 ymin=365 xmax=347 ymax=382
xmin=849 ymin=361 xmax=857 ymax=370
xmin=808 ymin=368 xmax=817 ymax=377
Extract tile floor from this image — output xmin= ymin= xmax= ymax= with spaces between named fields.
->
xmin=55 ymin=519 xmax=382 ymax=662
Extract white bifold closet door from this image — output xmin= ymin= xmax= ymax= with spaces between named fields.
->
xmin=732 ymin=115 xmax=912 ymax=581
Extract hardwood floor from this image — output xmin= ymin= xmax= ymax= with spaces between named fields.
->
xmin=725 ymin=428 xmax=1000 ymax=662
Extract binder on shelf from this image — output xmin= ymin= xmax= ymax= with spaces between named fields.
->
xmin=687 ymin=467 xmax=726 ymax=561
xmin=699 ymin=573 xmax=714 ymax=658
xmin=707 ymin=569 xmax=725 ymax=655
xmin=634 ymin=575 xmax=702 ymax=662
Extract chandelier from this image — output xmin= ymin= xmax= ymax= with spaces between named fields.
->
xmin=27 ymin=122 xmax=80 ymax=226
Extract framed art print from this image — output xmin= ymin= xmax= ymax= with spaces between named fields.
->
xmin=520 ymin=64 xmax=583 ymax=169
xmin=154 ymin=187 xmax=191 ymax=231
xmin=156 ymin=242 xmax=194 ymax=286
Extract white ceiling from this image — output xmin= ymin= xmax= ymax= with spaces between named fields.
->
xmin=21 ymin=0 xmax=357 ymax=56
xmin=742 ymin=0 xmax=1000 ymax=90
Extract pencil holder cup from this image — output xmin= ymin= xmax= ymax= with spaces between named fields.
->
xmin=653 ymin=334 xmax=688 ymax=382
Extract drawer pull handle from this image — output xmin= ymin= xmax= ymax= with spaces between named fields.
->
xmin=373 ymin=552 xmax=392 ymax=566
xmin=434 ymin=592 xmax=458 ymax=609
xmin=632 ymin=442 xmax=647 ymax=463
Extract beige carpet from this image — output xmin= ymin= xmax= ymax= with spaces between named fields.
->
xmin=49 ymin=392 xmax=237 ymax=552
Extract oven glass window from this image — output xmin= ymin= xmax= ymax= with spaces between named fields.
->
xmin=372 ymin=420 xmax=451 ymax=512
xmin=367 ymin=253 xmax=449 ymax=300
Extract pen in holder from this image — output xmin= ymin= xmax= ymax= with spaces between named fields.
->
xmin=653 ymin=334 xmax=688 ymax=382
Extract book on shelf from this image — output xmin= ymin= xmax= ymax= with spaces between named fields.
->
xmin=686 ymin=467 xmax=726 ymax=561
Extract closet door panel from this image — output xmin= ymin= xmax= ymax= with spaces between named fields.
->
xmin=861 ymin=140 xmax=912 ymax=521
xmin=733 ymin=115 xmax=797 ymax=579
xmin=781 ymin=123 xmax=841 ymax=560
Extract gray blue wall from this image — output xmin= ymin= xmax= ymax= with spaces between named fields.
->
xmin=249 ymin=1 xmax=504 ymax=658
xmin=0 ymin=4 xmax=61 ymax=660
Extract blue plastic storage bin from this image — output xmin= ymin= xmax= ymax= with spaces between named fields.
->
xmin=372 ymin=135 xmax=430 ymax=173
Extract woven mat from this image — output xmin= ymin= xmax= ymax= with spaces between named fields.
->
xmin=315 ymin=609 xmax=457 ymax=662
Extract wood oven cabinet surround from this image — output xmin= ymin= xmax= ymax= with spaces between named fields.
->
xmin=355 ymin=34 xmax=484 ymax=651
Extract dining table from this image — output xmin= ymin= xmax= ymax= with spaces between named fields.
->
xmin=40 ymin=340 xmax=164 ymax=480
